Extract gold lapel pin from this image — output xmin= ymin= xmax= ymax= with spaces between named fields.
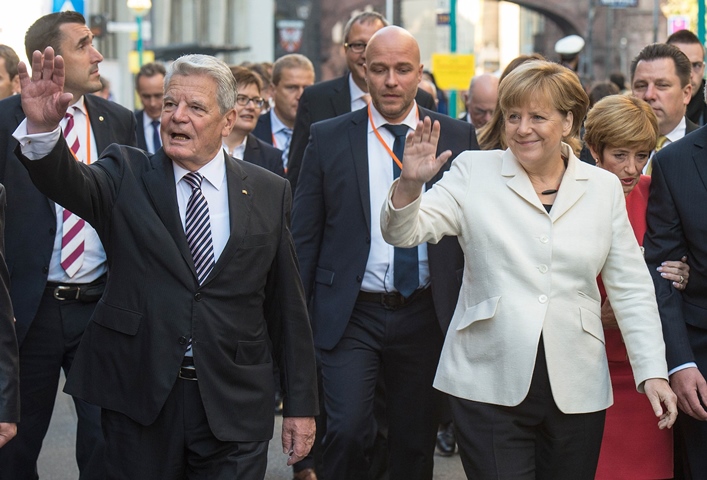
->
xmin=99 ymin=116 xmax=104 ymax=121
xmin=242 ymin=189 xmax=248 ymax=195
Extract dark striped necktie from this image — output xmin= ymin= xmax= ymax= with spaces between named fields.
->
xmin=183 ymin=172 xmax=215 ymax=284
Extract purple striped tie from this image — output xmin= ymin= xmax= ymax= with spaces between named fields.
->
xmin=60 ymin=109 xmax=85 ymax=277
xmin=183 ymin=172 xmax=215 ymax=284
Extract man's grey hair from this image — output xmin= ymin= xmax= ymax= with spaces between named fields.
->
xmin=342 ymin=11 xmax=389 ymax=44
xmin=165 ymin=54 xmax=237 ymax=115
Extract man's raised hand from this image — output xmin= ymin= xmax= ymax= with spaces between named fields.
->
xmin=18 ymin=47 xmax=73 ymax=134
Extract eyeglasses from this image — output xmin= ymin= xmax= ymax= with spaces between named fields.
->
xmin=236 ymin=95 xmax=264 ymax=108
xmin=344 ymin=42 xmax=367 ymax=54
xmin=692 ymin=61 xmax=705 ymax=72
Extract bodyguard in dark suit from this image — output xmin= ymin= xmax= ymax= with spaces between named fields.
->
xmin=15 ymin=49 xmax=317 ymax=479
xmin=645 ymin=126 xmax=707 ymax=478
xmin=0 ymin=12 xmax=136 ymax=479
xmin=242 ymin=134 xmax=285 ymax=176
xmin=292 ymin=26 xmax=477 ymax=480
xmin=134 ymin=62 xmax=166 ymax=153
xmin=0 ymin=184 xmax=18 ymax=450
xmin=287 ymin=11 xmax=435 ymax=193
xmin=251 ymin=54 xmax=314 ymax=173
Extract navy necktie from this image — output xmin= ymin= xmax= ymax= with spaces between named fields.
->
xmin=151 ymin=120 xmax=161 ymax=153
xmin=383 ymin=124 xmax=419 ymax=298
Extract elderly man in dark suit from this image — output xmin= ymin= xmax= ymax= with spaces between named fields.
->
xmin=13 ymin=48 xmax=317 ymax=479
xmin=645 ymin=124 xmax=707 ymax=478
xmin=286 ymin=11 xmax=436 ymax=193
xmin=292 ymin=26 xmax=477 ymax=480
xmin=0 ymin=184 xmax=18 ymax=450
xmin=0 ymin=11 xmax=136 ymax=479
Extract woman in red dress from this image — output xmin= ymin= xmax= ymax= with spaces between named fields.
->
xmin=584 ymin=95 xmax=690 ymax=479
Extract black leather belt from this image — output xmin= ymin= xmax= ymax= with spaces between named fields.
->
xmin=45 ymin=275 xmax=106 ymax=303
xmin=357 ymin=287 xmax=431 ymax=310
xmin=179 ymin=357 xmax=197 ymax=381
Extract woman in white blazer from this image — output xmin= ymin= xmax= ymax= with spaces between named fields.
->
xmin=380 ymin=61 xmax=677 ymax=479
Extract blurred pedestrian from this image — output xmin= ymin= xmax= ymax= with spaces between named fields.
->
xmin=667 ymin=29 xmax=707 ymax=126
xmin=0 ymin=45 xmax=20 ymax=100
xmin=135 ymin=62 xmax=166 ymax=153
xmin=462 ymin=73 xmax=499 ymax=129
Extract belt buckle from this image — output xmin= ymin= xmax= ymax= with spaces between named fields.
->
xmin=54 ymin=285 xmax=80 ymax=301
xmin=381 ymin=292 xmax=404 ymax=310
xmin=178 ymin=365 xmax=197 ymax=381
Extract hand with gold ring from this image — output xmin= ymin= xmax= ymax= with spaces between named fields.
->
xmin=658 ymin=256 xmax=690 ymax=290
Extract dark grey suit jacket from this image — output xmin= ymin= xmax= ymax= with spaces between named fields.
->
xmin=242 ymin=133 xmax=285 ymax=177
xmin=0 ymin=94 xmax=137 ymax=345
xmin=292 ymin=106 xmax=477 ymax=350
xmin=645 ymin=125 xmax=707 ymax=371
xmin=0 ymin=184 xmax=18 ymax=423
xmin=18 ymin=140 xmax=318 ymax=441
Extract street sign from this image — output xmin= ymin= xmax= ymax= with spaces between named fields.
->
xmin=598 ymin=0 xmax=637 ymax=7
xmin=431 ymin=53 xmax=475 ymax=90
xmin=53 ymin=0 xmax=84 ymax=14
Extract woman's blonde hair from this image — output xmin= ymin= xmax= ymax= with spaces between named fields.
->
xmin=498 ymin=61 xmax=589 ymax=146
xmin=477 ymin=53 xmax=545 ymax=150
xmin=583 ymin=95 xmax=658 ymax=157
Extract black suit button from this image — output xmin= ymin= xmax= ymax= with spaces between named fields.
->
xmin=178 ymin=336 xmax=188 ymax=345
xmin=42 ymin=266 xmax=49 ymax=273
xmin=49 ymin=228 xmax=56 ymax=236
xmin=356 ymin=275 xmax=362 ymax=282
xmin=194 ymin=292 xmax=202 ymax=301
xmin=366 ymin=237 xmax=371 ymax=244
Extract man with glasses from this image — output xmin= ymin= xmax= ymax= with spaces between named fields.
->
xmin=224 ymin=66 xmax=284 ymax=177
xmin=462 ymin=73 xmax=498 ymax=129
xmin=252 ymin=54 xmax=314 ymax=173
xmin=135 ymin=62 xmax=166 ymax=153
xmin=286 ymin=11 xmax=435 ymax=193
xmin=668 ymin=29 xmax=707 ymax=126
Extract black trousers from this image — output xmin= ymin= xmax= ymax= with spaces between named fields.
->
xmin=101 ymin=377 xmax=268 ymax=480
xmin=449 ymin=337 xmax=606 ymax=480
xmin=320 ymin=290 xmax=444 ymax=480
xmin=0 ymin=290 xmax=104 ymax=480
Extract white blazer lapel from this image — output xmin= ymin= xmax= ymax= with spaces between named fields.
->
xmin=500 ymin=149 xmax=546 ymax=213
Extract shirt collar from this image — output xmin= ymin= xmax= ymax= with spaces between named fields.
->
xmin=143 ymin=110 xmax=159 ymax=126
xmin=270 ymin=109 xmax=290 ymax=134
xmin=172 ymin=150 xmax=227 ymax=191
xmin=70 ymin=96 xmax=87 ymax=116
xmin=222 ymin=136 xmax=247 ymax=156
xmin=665 ymin=116 xmax=687 ymax=143
xmin=367 ymin=101 xmax=419 ymax=134
xmin=348 ymin=73 xmax=367 ymax=102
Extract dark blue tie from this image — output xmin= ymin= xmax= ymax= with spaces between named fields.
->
xmin=383 ymin=124 xmax=419 ymax=298
xmin=151 ymin=120 xmax=161 ymax=153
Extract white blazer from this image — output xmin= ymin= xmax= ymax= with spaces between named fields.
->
xmin=381 ymin=145 xmax=668 ymax=414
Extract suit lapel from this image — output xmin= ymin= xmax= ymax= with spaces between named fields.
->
xmin=548 ymin=153 xmax=588 ymax=222
xmin=331 ymin=75 xmax=352 ymax=117
xmin=202 ymin=153 xmax=251 ymax=285
xmin=84 ymin=95 xmax=112 ymax=152
xmin=350 ymin=110 xmax=372 ymax=232
xmin=142 ymin=152 xmax=197 ymax=278
xmin=691 ymin=128 xmax=707 ymax=192
xmin=501 ymin=149 xmax=546 ymax=213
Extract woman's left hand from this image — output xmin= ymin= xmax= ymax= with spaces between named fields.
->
xmin=644 ymin=378 xmax=678 ymax=430
xmin=658 ymin=256 xmax=690 ymax=290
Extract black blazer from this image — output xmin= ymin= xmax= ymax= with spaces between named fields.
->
xmin=242 ymin=133 xmax=285 ymax=177
xmin=291 ymin=106 xmax=477 ymax=350
xmin=645 ymin=125 xmax=707 ymax=370
xmin=18 ymin=140 xmax=318 ymax=441
xmin=251 ymin=111 xmax=273 ymax=146
xmin=287 ymin=74 xmax=436 ymax=193
xmin=0 ymin=184 xmax=18 ymax=423
xmin=0 ymin=94 xmax=137 ymax=345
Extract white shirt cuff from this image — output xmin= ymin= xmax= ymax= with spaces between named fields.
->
xmin=668 ymin=362 xmax=698 ymax=376
xmin=12 ymin=119 xmax=62 ymax=160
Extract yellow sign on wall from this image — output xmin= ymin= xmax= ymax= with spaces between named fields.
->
xmin=128 ymin=50 xmax=155 ymax=74
xmin=431 ymin=53 xmax=475 ymax=90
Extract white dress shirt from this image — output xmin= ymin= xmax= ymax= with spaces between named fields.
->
xmin=644 ymin=116 xmax=687 ymax=174
xmin=142 ymin=110 xmax=161 ymax=154
xmin=270 ymin=110 xmax=291 ymax=168
xmin=363 ymin=102 xmax=429 ymax=293
xmin=349 ymin=74 xmax=369 ymax=112
xmin=223 ymin=136 xmax=247 ymax=160
xmin=14 ymin=98 xmax=106 ymax=284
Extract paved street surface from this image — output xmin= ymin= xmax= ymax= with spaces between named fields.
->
xmin=37 ymin=374 xmax=465 ymax=479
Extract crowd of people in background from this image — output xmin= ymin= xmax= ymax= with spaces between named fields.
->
xmin=0 ymin=8 xmax=706 ymax=480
